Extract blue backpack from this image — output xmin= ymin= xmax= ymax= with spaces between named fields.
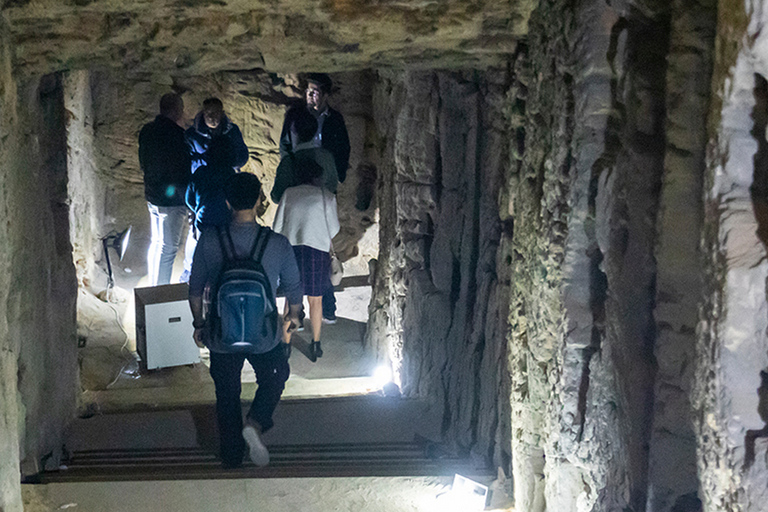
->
xmin=210 ymin=226 xmax=277 ymax=353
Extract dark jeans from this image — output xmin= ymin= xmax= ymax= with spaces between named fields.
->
xmin=322 ymin=286 xmax=336 ymax=319
xmin=209 ymin=344 xmax=289 ymax=466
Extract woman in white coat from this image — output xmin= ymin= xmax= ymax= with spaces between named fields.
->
xmin=272 ymin=160 xmax=339 ymax=360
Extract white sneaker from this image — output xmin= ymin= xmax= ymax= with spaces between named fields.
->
xmin=242 ymin=425 xmax=269 ymax=467
xmin=322 ymin=317 xmax=337 ymax=325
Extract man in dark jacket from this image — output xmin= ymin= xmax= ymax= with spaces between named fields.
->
xmin=279 ymin=73 xmax=350 ymax=183
xmin=139 ymin=93 xmax=191 ymax=286
xmin=278 ymin=73 xmax=350 ymax=323
xmin=181 ymin=97 xmax=250 ymax=281
xmin=271 ymin=108 xmax=338 ymax=204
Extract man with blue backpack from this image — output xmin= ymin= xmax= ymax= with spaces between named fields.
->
xmin=188 ymin=172 xmax=303 ymax=469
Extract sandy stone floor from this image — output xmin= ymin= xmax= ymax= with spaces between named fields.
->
xmin=23 ymin=475 xmax=516 ymax=512
xmin=77 ymin=271 xmax=380 ymax=413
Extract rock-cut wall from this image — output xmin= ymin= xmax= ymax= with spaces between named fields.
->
xmin=0 ymin=15 xmax=23 ymax=512
xmin=507 ymin=0 xmax=716 ymax=510
xmin=368 ymin=68 xmax=512 ymax=468
xmin=696 ymin=0 xmax=768 ymax=509
xmin=0 ymin=18 xmax=79 ymax=512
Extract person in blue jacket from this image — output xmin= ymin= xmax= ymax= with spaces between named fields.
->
xmin=185 ymin=136 xmax=237 ymax=232
xmin=187 ymin=97 xmax=249 ymax=174
xmin=181 ymin=97 xmax=249 ymax=281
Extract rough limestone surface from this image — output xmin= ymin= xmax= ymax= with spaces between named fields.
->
xmin=0 ymin=51 xmax=78 ymax=512
xmin=3 ymin=0 xmax=534 ymax=76
xmin=367 ymin=68 xmax=512 ymax=469
xmin=646 ymin=0 xmax=715 ymax=510
xmin=696 ymin=0 xmax=768 ymax=509
xmin=12 ymin=72 xmax=79 ymax=475
xmin=0 ymin=15 xmax=23 ymax=512
xmin=65 ymin=69 xmax=106 ymax=289
xmin=507 ymin=0 xmax=692 ymax=509
xmin=6 ymin=0 xmax=768 ymax=510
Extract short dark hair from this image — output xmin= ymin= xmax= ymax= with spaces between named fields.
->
xmin=305 ymin=73 xmax=333 ymax=94
xmin=297 ymin=159 xmax=324 ymax=186
xmin=159 ymin=93 xmax=183 ymax=117
xmin=202 ymin=97 xmax=223 ymax=112
xmin=225 ymin=173 xmax=262 ymax=210
xmin=292 ymin=108 xmax=319 ymax=144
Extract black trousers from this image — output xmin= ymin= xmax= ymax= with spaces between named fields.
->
xmin=322 ymin=286 xmax=336 ymax=319
xmin=209 ymin=344 xmax=289 ymax=466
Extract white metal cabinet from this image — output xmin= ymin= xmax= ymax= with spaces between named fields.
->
xmin=135 ymin=283 xmax=200 ymax=370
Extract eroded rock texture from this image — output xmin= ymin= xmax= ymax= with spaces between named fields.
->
xmin=508 ymin=0 xmax=715 ymax=509
xmin=647 ymin=0 xmax=714 ymax=509
xmin=696 ymin=0 xmax=768 ymax=509
xmin=4 ymin=0 xmax=533 ymax=76
xmin=0 ymin=57 xmax=78 ymax=512
xmin=367 ymin=68 xmax=512 ymax=468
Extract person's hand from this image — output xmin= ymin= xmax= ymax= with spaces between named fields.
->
xmin=193 ymin=327 xmax=206 ymax=348
xmin=284 ymin=313 xmax=301 ymax=334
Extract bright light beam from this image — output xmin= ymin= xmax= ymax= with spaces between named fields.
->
xmin=373 ymin=364 xmax=393 ymax=389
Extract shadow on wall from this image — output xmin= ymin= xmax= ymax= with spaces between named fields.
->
xmin=751 ymin=73 xmax=768 ymax=247
xmin=747 ymin=73 xmax=768 ymax=470
xmin=744 ymin=370 xmax=768 ymax=469
xmin=670 ymin=493 xmax=702 ymax=512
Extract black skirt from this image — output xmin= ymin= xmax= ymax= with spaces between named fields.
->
xmin=292 ymin=245 xmax=330 ymax=296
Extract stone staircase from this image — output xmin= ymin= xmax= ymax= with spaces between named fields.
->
xmin=45 ymin=442 xmax=481 ymax=482
xmin=43 ymin=395 xmax=492 ymax=483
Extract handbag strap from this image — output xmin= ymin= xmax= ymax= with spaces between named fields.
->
xmin=321 ymin=188 xmax=335 ymax=255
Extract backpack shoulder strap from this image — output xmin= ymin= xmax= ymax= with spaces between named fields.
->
xmin=216 ymin=226 xmax=233 ymax=262
xmin=246 ymin=226 xmax=263 ymax=259
xmin=227 ymin=225 xmax=242 ymax=259
xmin=250 ymin=227 xmax=271 ymax=264
xmin=216 ymin=225 xmax=237 ymax=261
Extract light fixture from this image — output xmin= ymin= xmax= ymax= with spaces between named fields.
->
xmin=373 ymin=364 xmax=392 ymax=389
xmin=434 ymin=474 xmax=489 ymax=511
xmin=101 ymin=226 xmax=132 ymax=289
xmin=372 ymin=364 xmax=401 ymax=396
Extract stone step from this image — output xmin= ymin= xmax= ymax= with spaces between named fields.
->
xmin=66 ymin=395 xmax=444 ymax=452
xmin=52 ymin=394 xmax=488 ymax=483
xmin=43 ymin=441 xmax=491 ymax=482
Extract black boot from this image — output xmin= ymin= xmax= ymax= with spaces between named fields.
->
xmin=310 ymin=341 xmax=323 ymax=360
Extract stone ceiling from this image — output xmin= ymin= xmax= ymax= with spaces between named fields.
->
xmin=3 ymin=0 xmax=536 ymax=76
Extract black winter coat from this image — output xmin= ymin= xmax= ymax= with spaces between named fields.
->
xmin=138 ymin=115 xmax=191 ymax=206
xmin=279 ymin=105 xmax=351 ymax=183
